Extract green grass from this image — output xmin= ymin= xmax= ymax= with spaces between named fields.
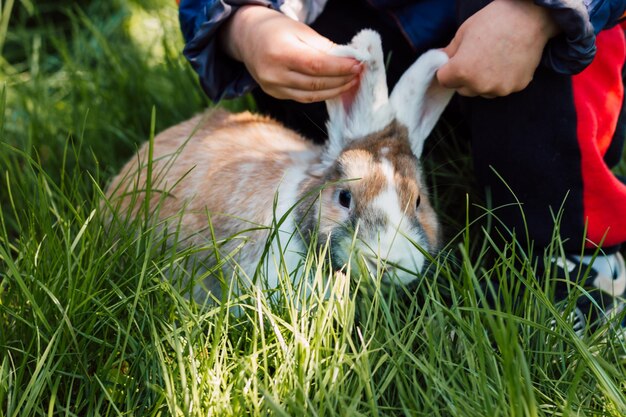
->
xmin=2 ymin=1 xmax=626 ymax=416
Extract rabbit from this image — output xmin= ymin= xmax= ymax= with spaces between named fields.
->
xmin=106 ymin=29 xmax=454 ymax=301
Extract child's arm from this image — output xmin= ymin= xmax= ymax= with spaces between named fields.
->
xmin=178 ymin=0 xmax=277 ymax=102
xmin=437 ymin=0 xmax=626 ymax=98
xmin=218 ymin=5 xmax=362 ymax=103
xmin=437 ymin=0 xmax=558 ymax=98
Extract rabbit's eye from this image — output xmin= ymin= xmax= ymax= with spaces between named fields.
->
xmin=415 ymin=195 xmax=421 ymax=210
xmin=338 ymin=189 xmax=352 ymax=209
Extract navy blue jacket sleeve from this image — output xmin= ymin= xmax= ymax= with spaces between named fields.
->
xmin=535 ymin=0 xmax=626 ymax=74
xmin=179 ymin=0 xmax=278 ymax=102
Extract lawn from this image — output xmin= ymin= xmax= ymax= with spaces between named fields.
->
xmin=1 ymin=1 xmax=626 ymax=416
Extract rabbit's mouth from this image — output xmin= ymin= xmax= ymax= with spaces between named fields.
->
xmin=327 ymin=230 xmax=425 ymax=286
xmin=358 ymin=254 xmax=421 ymax=285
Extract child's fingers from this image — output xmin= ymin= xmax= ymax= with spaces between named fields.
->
xmin=270 ymin=77 xmax=359 ymax=103
xmin=283 ymin=71 xmax=359 ymax=93
xmin=287 ymin=45 xmax=363 ymax=77
xmin=436 ymin=60 xmax=465 ymax=90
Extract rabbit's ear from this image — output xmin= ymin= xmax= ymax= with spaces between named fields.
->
xmin=389 ymin=49 xmax=454 ymax=158
xmin=323 ymin=29 xmax=394 ymax=165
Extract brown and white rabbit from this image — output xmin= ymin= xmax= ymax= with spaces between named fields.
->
xmin=106 ymin=29 xmax=453 ymax=300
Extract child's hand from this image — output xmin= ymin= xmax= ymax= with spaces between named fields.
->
xmin=437 ymin=0 xmax=559 ymax=98
xmin=220 ymin=5 xmax=363 ymax=103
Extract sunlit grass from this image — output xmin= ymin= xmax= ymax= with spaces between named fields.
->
xmin=2 ymin=1 xmax=626 ymax=416
xmin=3 ymin=143 xmax=626 ymax=416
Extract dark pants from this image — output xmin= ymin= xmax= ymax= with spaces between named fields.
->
xmin=253 ymin=0 xmax=626 ymax=253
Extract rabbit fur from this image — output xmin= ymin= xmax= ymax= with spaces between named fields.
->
xmin=106 ymin=29 xmax=453 ymax=301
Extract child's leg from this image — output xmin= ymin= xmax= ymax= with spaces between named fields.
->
xmin=461 ymin=26 xmax=626 ymax=329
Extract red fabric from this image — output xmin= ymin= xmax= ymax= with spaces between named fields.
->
xmin=572 ymin=26 xmax=626 ymax=247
